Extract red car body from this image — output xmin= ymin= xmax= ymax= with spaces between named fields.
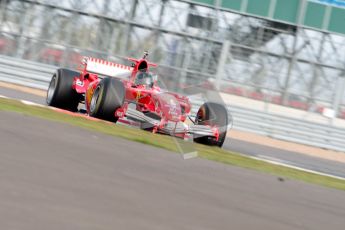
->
xmin=47 ymin=53 xmax=225 ymax=144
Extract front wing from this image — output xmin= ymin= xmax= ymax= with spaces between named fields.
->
xmin=123 ymin=107 xmax=216 ymax=138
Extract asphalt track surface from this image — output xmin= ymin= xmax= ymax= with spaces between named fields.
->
xmin=1 ymin=110 xmax=345 ymax=229
xmin=1 ymin=86 xmax=345 ymax=178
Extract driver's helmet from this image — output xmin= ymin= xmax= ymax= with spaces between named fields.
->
xmin=134 ymin=71 xmax=154 ymax=87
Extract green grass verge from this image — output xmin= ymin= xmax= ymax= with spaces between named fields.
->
xmin=1 ymin=97 xmax=345 ymax=191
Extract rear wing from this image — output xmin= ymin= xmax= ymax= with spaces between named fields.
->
xmin=83 ymin=57 xmax=133 ymax=78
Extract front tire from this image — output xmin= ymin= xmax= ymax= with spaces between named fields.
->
xmin=46 ymin=68 xmax=80 ymax=111
xmin=193 ymin=102 xmax=228 ymax=147
xmin=89 ymin=77 xmax=125 ymax=122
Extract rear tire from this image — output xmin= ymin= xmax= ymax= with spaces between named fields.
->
xmin=46 ymin=68 xmax=80 ymax=112
xmin=193 ymin=102 xmax=228 ymax=147
xmin=89 ymin=77 xmax=125 ymax=122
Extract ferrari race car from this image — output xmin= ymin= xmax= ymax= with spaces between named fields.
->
xmin=46 ymin=52 xmax=229 ymax=147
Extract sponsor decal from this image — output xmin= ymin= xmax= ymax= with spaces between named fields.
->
xmin=136 ymin=91 xmax=141 ymax=101
xmin=115 ymin=108 xmax=125 ymax=118
xmin=76 ymin=79 xmax=84 ymax=86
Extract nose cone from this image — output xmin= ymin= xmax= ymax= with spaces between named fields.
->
xmin=156 ymin=93 xmax=181 ymax=122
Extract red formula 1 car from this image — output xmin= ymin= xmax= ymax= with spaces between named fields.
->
xmin=46 ymin=52 xmax=229 ymax=147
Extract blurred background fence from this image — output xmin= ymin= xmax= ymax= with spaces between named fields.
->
xmin=0 ymin=0 xmax=345 ymax=123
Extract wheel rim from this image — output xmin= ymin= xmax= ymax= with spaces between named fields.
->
xmin=47 ymin=74 xmax=56 ymax=104
xmin=90 ymin=86 xmax=100 ymax=113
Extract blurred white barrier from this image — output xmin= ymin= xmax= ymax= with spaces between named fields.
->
xmin=0 ymin=54 xmax=345 ymax=152
xmin=0 ymin=55 xmax=56 ymax=89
